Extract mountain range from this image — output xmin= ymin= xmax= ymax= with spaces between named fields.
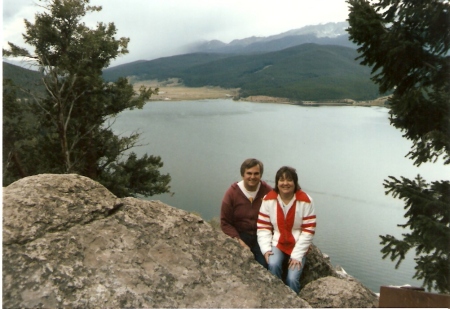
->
xmin=103 ymin=22 xmax=380 ymax=101
xmin=4 ymin=22 xmax=381 ymax=101
xmin=182 ymin=22 xmax=356 ymax=54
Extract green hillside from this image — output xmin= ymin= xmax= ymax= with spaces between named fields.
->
xmin=102 ymin=53 xmax=230 ymax=82
xmin=2 ymin=62 xmax=44 ymax=97
xmin=5 ymin=44 xmax=380 ymax=101
xmin=103 ymin=44 xmax=380 ymax=101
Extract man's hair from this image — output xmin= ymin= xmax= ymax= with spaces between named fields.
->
xmin=274 ymin=166 xmax=301 ymax=193
xmin=240 ymin=158 xmax=264 ymax=176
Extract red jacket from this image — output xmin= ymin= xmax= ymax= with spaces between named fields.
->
xmin=220 ymin=181 xmax=272 ymax=239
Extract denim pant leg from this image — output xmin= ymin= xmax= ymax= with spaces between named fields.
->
xmin=268 ymin=246 xmax=306 ymax=294
xmin=285 ymin=255 xmax=306 ymax=294
xmin=267 ymin=246 xmax=287 ymax=280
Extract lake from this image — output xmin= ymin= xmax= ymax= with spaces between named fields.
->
xmin=112 ymin=99 xmax=449 ymax=293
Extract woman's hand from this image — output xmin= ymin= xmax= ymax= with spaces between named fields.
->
xmin=288 ymin=258 xmax=302 ymax=270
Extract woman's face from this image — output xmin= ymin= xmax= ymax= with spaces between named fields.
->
xmin=277 ymin=173 xmax=295 ymax=196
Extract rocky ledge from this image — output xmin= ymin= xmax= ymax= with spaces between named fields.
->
xmin=3 ymin=174 xmax=378 ymax=308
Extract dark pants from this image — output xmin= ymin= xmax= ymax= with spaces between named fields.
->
xmin=239 ymin=232 xmax=268 ymax=269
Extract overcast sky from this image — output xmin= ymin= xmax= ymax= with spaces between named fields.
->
xmin=3 ymin=0 xmax=350 ymax=67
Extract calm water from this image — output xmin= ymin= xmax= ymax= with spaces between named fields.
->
xmin=113 ymin=99 xmax=449 ymax=292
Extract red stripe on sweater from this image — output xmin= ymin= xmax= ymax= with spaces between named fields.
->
xmin=258 ymin=227 xmax=273 ymax=231
xmin=257 ymin=218 xmax=271 ymax=225
xmin=258 ymin=212 xmax=270 ymax=219
xmin=302 ymin=228 xmax=315 ymax=234
xmin=303 ymin=215 xmax=316 ymax=220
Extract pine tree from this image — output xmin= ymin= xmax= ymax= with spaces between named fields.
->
xmin=3 ymin=0 xmax=171 ymax=197
xmin=347 ymin=0 xmax=450 ymax=294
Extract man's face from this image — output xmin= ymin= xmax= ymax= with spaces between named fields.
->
xmin=242 ymin=165 xmax=261 ymax=191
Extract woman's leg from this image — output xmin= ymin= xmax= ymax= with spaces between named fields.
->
xmin=267 ymin=246 xmax=287 ymax=279
xmin=285 ymin=256 xmax=306 ymax=294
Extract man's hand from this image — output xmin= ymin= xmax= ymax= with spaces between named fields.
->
xmin=236 ymin=238 xmax=250 ymax=250
xmin=264 ymin=251 xmax=273 ymax=264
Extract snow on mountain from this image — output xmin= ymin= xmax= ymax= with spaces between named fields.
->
xmin=185 ymin=21 xmax=350 ymax=52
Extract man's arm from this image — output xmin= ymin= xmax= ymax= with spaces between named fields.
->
xmin=220 ymin=187 xmax=240 ymax=239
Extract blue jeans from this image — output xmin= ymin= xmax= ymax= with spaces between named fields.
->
xmin=267 ymin=246 xmax=306 ymax=294
xmin=239 ymin=232 xmax=268 ymax=269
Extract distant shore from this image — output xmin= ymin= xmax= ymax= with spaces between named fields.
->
xmin=133 ymin=79 xmax=239 ymax=101
xmin=237 ymin=95 xmax=389 ymax=107
xmin=133 ymin=79 xmax=388 ymax=107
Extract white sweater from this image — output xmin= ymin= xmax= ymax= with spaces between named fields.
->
xmin=257 ymin=190 xmax=316 ymax=261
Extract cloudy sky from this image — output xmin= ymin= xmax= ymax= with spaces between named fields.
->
xmin=3 ymin=0 xmax=350 ymax=67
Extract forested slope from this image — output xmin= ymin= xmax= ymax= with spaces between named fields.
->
xmin=103 ymin=44 xmax=380 ymax=101
xmin=4 ymin=43 xmax=381 ymax=101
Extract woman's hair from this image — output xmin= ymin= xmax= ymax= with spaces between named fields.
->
xmin=240 ymin=158 xmax=264 ymax=176
xmin=274 ymin=166 xmax=301 ymax=193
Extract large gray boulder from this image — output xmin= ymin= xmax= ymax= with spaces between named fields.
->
xmin=300 ymin=276 xmax=379 ymax=308
xmin=301 ymin=242 xmax=337 ymax=288
xmin=3 ymin=174 xmax=308 ymax=308
xmin=3 ymin=174 xmax=378 ymax=308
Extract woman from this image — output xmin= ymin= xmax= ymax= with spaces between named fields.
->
xmin=257 ymin=166 xmax=316 ymax=294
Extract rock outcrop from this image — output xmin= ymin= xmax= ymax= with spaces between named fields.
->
xmin=3 ymin=174 xmax=378 ymax=308
xmin=300 ymin=276 xmax=379 ymax=308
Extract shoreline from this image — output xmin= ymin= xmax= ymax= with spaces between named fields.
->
xmin=133 ymin=79 xmax=388 ymax=107
xmin=133 ymin=79 xmax=239 ymax=102
xmin=237 ymin=95 xmax=389 ymax=107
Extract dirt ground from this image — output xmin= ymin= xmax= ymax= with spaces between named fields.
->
xmin=133 ymin=79 xmax=239 ymax=101
xmin=132 ymin=78 xmax=388 ymax=106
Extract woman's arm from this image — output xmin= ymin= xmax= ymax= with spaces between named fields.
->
xmin=257 ymin=200 xmax=274 ymax=255
xmin=291 ymin=198 xmax=316 ymax=261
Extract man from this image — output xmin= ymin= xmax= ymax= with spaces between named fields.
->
xmin=220 ymin=158 xmax=272 ymax=268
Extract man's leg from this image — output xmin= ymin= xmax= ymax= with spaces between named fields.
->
xmin=251 ymin=240 xmax=268 ymax=269
xmin=239 ymin=232 xmax=268 ymax=268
